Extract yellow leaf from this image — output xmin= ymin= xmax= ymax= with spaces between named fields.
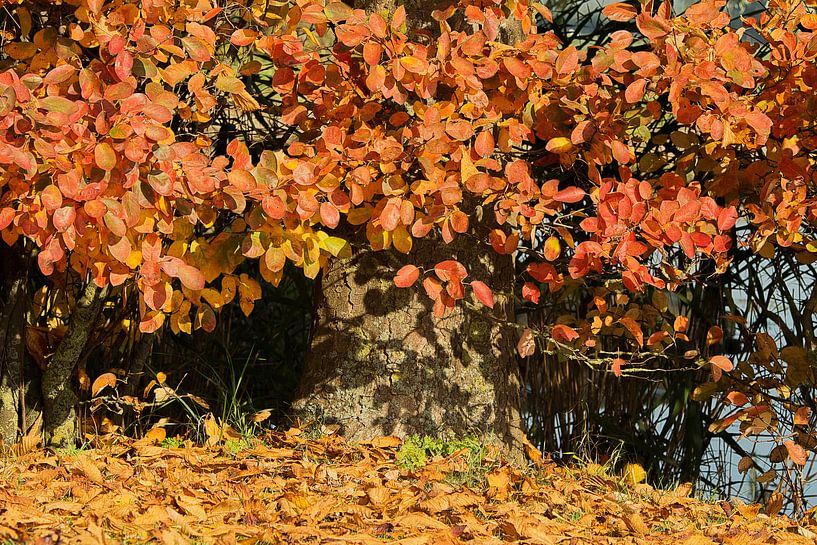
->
xmin=319 ymin=234 xmax=352 ymax=258
xmin=126 ymin=249 xmax=142 ymax=269
xmin=543 ymin=236 xmax=561 ymax=261
xmin=460 ymin=149 xmax=479 ymax=181
xmin=392 ymin=225 xmax=412 ymax=254
xmin=622 ymin=463 xmax=646 ymax=486
xmin=546 ymin=137 xmax=573 ymax=153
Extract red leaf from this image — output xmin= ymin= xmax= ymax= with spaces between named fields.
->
xmin=434 ymin=260 xmax=467 ymax=282
xmin=717 ymin=206 xmax=738 ymax=231
xmin=115 ymin=50 xmax=133 ymax=81
xmin=552 ymin=324 xmax=579 ymax=343
xmin=527 ymin=262 xmax=557 ymax=283
xmin=471 ymin=281 xmax=494 ymax=308
xmin=612 ymin=358 xmax=626 ymax=377
xmin=394 ymin=265 xmax=420 ymax=288
xmin=726 ymin=391 xmax=749 ymax=406
xmin=522 ymin=282 xmax=540 ymax=304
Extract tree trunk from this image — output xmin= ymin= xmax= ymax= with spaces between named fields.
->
xmin=291 ymin=1 xmax=527 ymax=463
xmin=42 ymin=282 xmax=105 ymax=447
xmin=0 ymin=245 xmax=28 ymax=445
xmin=291 ymin=229 xmax=526 ymax=464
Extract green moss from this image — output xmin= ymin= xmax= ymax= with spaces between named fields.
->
xmin=396 ymin=435 xmax=485 ymax=471
xmin=160 ymin=436 xmax=185 ymax=449
xmin=225 ymin=438 xmax=252 ymax=455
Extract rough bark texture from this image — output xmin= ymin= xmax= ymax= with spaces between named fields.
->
xmin=0 ymin=246 xmax=27 ymax=445
xmin=291 ymin=229 xmax=526 ymax=464
xmin=42 ymin=283 xmax=105 ymax=447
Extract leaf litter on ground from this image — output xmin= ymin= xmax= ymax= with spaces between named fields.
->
xmin=1 ymin=429 xmax=815 ymax=545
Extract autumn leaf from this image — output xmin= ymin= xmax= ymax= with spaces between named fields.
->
xmin=470 ymin=281 xmax=494 ymax=308
xmin=394 ymin=265 xmax=420 ymax=288
xmin=543 ymin=236 xmax=561 ymax=261
xmin=602 ymin=2 xmax=638 ymax=21
xmin=91 ymin=373 xmax=117 ymax=396
xmin=551 ymin=324 xmax=579 ymax=343
xmin=517 ymin=328 xmax=536 ymax=357
xmin=94 ymin=143 xmax=117 ymax=171
xmin=709 ymin=355 xmax=734 ymax=372
xmin=784 ymin=441 xmax=808 ymax=466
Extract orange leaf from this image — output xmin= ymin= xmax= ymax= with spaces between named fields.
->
xmin=230 ymin=29 xmax=257 ymax=46
xmin=618 ymin=316 xmax=643 ymax=346
xmin=474 ymin=131 xmax=495 ymax=157
xmin=709 ymin=355 xmax=734 ymax=372
xmin=555 ymin=46 xmax=578 ymax=75
xmin=553 ymin=187 xmax=585 ymax=203
xmin=785 ymin=440 xmax=808 ymax=466
xmin=92 ymin=373 xmax=117 ymax=396
xmin=625 ymin=78 xmax=647 ymax=103
xmin=400 ymin=56 xmax=428 ymax=74
xmin=522 ymin=282 xmax=540 ymax=304
xmin=795 ymin=407 xmax=812 ymax=426
xmin=602 ymin=2 xmax=637 ymax=21
xmin=726 ymin=391 xmax=749 ymax=406
xmin=394 ymin=265 xmax=420 ymax=288
xmin=446 ymin=120 xmax=474 ymax=141
xmin=546 ymin=137 xmax=573 ymax=153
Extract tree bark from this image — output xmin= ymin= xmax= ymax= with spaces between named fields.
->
xmin=42 ymin=282 xmax=105 ymax=447
xmin=0 ymin=245 xmax=28 ymax=445
xmin=291 ymin=229 xmax=526 ymax=463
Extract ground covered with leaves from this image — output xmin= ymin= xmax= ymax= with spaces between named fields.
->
xmin=1 ymin=430 xmax=816 ymax=545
